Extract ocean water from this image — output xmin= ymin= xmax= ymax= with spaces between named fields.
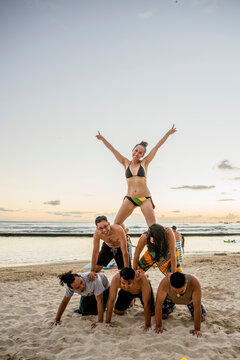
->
xmin=0 ymin=222 xmax=240 ymax=267
xmin=1 ymin=221 xmax=240 ymax=235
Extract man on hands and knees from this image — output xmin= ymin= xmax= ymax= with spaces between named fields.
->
xmin=89 ymin=216 xmax=129 ymax=280
xmin=51 ymin=271 xmax=110 ymax=328
xmin=155 ymin=272 xmax=206 ymax=337
xmin=106 ymin=267 xmax=155 ymax=331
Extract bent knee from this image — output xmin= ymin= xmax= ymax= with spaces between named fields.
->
xmin=114 ymin=308 xmax=125 ymax=316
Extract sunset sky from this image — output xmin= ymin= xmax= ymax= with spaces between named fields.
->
xmin=1 ymin=0 xmax=239 ymax=224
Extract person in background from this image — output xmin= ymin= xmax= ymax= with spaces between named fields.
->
xmin=181 ymin=235 xmax=185 ymax=255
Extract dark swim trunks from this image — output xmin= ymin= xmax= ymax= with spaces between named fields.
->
xmin=97 ymin=242 xmax=125 ymax=269
xmin=114 ymin=281 xmax=155 ymax=313
xmin=76 ymin=288 xmax=110 ymax=316
xmin=162 ymin=298 xmax=207 ymax=318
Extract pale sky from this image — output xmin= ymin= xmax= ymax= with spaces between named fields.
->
xmin=1 ymin=0 xmax=240 ymax=223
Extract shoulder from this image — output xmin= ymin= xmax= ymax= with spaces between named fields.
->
xmin=138 ymin=272 xmax=149 ymax=285
xmin=65 ymin=285 xmax=74 ymax=298
xmin=140 ymin=158 xmax=147 ymax=165
xmin=125 ymin=159 xmax=131 ymax=167
xmin=165 ymin=227 xmax=172 ymax=234
xmin=139 ymin=232 xmax=148 ymax=243
xmin=111 ymin=224 xmax=122 ymax=230
xmin=165 ymin=227 xmax=174 ymax=240
xmin=112 ymin=272 xmax=121 ymax=285
xmin=189 ymin=275 xmax=201 ymax=291
xmin=158 ymin=275 xmax=169 ymax=291
xmin=111 ymin=224 xmax=125 ymax=235
xmin=93 ymin=274 xmax=107 ymax=286
xmin=93 ymin=230 xmax=100 ymax=239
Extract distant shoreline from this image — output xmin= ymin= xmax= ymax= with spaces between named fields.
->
xmin=0 ymin=232 xmax=240 ymax=237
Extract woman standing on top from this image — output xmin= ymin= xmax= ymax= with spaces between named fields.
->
xmin=96 ymin=124 xmax=176 ymax=227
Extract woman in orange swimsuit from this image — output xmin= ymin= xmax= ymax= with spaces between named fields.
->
xmin=96 ymin=125 xmax=176 ymax=227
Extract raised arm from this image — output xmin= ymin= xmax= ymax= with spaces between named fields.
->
xmin=166 ymin=228 xmax=177 ymax=273
xmin=96 ymin=131 xmax=128 ymax=166
xmin=133 ymin=234 xmax=147 ymax=270
xmin=143 ymin=124 xmax=176 ymax=166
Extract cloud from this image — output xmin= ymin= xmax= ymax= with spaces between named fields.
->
xmin=137 ymin=11 xmax=153 ymax=19
xmin=43 ymin=200 xmax=61 ymax=206
xmin=0 ymin=207 xmax=19 ymax=212
xmin=216 ymin=199 xmax=235 ymax=202
xmin=202 ymin=0 xmax=218 ymax=14
xmin=210 ymin=213 xmax=238 ymax=221
xmin=47 ymin=211 xmax=95 ymax=218
xmin=218 ymin=160 xmax=240 ymax=171
xmin=171 ymin=210 xmax=181 ymax=213
xmin=156 ymin=214 xmax=202 ymax=222
xmin=171 ymin=185 xmax=215 ymax=190
xmin=225 ymin=213 xmax=238 ymax=220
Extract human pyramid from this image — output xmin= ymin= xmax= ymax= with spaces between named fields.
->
xmin=51 ymin=125 xmax=206 ymax=337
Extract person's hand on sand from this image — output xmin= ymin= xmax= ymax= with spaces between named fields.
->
xmin=142 ymin=325 xmax=151 ymax=331
xmin=96 ymin=131 xmax=104 ymax=141
xmin=155 ymin=326 xmax=167 ymax=334
xmin=105 ymin=322 xmax=114 ymax=327
xmin=167 ymin=124 xmax=177 ymax=136
xmin=87 ymin=272 xmax=98 ymax=281
xmin=190 ymin=329 xmax=202 ymax=337
xmin=50 ymin=320 xmax=61 ymax=327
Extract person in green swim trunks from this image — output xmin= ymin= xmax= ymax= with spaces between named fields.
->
xmin=96 ymin=124 xmax=176 ymax=227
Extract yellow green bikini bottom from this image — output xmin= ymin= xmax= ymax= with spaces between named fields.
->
xmin=124 ymin=196 xmax=155 ymax=209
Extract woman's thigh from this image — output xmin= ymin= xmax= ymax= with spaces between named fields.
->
xmin=140 ymin=199 xmax=156 ymax=227
xmin=114 ymin=198 xmax=135 ymax=225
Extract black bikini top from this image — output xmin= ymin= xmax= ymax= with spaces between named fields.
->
xmin=125 ymin=163 xmax=145 ymax=178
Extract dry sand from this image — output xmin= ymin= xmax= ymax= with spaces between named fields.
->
xmin=0 ymin=253 xmax=240 ymax=360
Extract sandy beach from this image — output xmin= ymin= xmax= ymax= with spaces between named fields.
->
xmin=0 ymin=253 xmax=240 ymax=360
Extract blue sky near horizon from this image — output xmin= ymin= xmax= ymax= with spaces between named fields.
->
xmin=1 ymin=0 xmax=240 ymax=224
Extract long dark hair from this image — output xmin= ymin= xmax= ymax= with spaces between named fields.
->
xmin=146 ymin=224 xmax=169 ymax=261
